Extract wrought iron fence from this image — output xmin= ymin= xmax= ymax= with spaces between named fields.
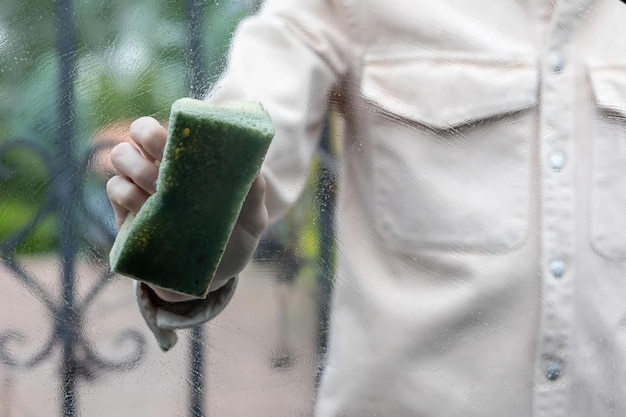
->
xmin=0 ymin=1 xmax=209 ymax=416
xmin=0 ymin=0 xmax=335 ymax=416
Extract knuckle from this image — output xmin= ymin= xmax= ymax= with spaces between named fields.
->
xmin=130 ymin=117 xmax=159 ymax=143
xmin=119 ymin=186 xmax=142 ymax=212
xmin=105 ymin=175 xmax=122 ymax=196
xmin=129 ymin=116 xmax=149 ymax=134
xmin=106 ymin=176 xmax=140 ymax=211
xmin=109 ymin=142 xmax=133 ymax=167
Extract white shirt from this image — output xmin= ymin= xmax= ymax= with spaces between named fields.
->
xmin=136 ymin=0 xmax=626 ymax=415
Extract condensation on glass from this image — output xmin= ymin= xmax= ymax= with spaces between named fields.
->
xmin=0 ymin=1 xmax=324 ymax=416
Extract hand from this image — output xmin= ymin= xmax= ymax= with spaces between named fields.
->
xmin=106 ymin=116 xmax=268 ymax=302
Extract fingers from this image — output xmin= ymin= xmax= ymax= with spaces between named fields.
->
xmin=211 ymin=174 xmax=268 ymax=283
xmin=106 ymin=175 xmax=150 ymax=228
xmin=110 ymin=142 xmax=159 ymax=195
xmin=129 ymin=117 xmax=167 ymax=162
xmin=105 ymin=116 xmax=165 ymax=228
xmin=237 ymin=174 xmax=268 ymax=238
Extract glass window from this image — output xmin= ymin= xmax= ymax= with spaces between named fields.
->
xmin=0 ymin=1 xmax=324 ymax=416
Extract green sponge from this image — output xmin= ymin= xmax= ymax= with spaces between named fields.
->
xmin=109 ymin=97 xmax=274 ymax=298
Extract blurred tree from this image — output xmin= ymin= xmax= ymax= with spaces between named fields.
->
xmin=0 ymin=0 xmax=256 ymax=254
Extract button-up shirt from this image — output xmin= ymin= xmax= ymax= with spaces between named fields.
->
xmin=137 ymin=0 xmax=626 ymax=415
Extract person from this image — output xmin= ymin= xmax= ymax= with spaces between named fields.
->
xmin=106 ymin=0 xmax=626 ymax=415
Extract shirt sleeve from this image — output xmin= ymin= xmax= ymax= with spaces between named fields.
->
xmin=134 ymin=277 xmax=238 ymax=351
xmin=135 ymin=0 xmax=353 ymax=350
xmin=208 ymin=0 xmax=353 ymax=221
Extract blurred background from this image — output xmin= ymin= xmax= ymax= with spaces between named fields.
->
xmin=0 ymin=1 xmax=337 ymax=416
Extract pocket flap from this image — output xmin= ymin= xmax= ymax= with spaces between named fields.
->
xmin=361 ymin=54 xmax=538 ymax=130
xmin=589 ymin=66 xmax=626 ymax=117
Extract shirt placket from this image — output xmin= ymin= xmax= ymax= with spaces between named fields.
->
xmin=533 ymin=0 xmax=590 ymax=415
xmin=534 ymin=44 xmax=574 ymax=414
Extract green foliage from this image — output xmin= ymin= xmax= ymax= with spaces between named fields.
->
xmin=0 ymin=0 xmax=256 ymax=254
xmin=0 ymin=148 xmax=57 ymax=253
xmin=0 ymin=202 xmax=57 ymax=254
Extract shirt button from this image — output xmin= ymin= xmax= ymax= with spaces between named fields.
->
xmin=549 ymin=260 xmax=566 ymax=279
xmin=549 ymin=50 xmax=565 ymax=73
xmin=549 ymin=152 xmax=565 ymax=171
xmin=546 ymin=363 xmax=562 ymax=381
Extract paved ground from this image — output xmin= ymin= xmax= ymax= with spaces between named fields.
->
xmin=0 ymin=257 xmax=320 ymax=417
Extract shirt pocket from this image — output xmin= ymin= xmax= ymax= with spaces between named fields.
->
xmin=360 ymin=53 xmax=537 ymax=254
xmin=588 ymin=66 xmax=626 ymax=260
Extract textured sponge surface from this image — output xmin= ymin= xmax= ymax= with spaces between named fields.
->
xmin=109 ymin=98 xmax=274 ymax=298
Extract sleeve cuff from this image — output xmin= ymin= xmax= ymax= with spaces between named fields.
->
xmin=134 ymin=276 xmax=238 ymax=351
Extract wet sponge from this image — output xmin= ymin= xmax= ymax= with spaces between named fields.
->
xmin=109 ymin=98 xmax=274 ymax=298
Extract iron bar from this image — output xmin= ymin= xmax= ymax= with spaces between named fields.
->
xmin=0 ymin=1 xmax=147 ymax=415
xmin=55 ymin=0 xmax=80 ymax=414
xmin=315 ymin=117 xmax=336 ymax=385
xmin=186 ymin=0 xmax=208 ymax=416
